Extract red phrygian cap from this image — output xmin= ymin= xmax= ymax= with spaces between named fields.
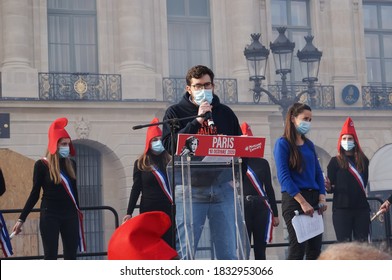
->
xmin=337 ymin=117 xmax=361 ymax=153
xmin=144 ymin=118 xmax=162 ymax=154
xmin=48 ymin=117 xmax=75 ymax=156
xmin=241 ymin=122 xmax=253 ymax=136
xmin=107 ymin=211 xmax=178 ymax=260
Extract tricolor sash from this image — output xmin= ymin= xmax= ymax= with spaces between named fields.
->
xmin=42 ymin=158 xmax=86 ymax=252
xmin=347 ymin=160 xmax=370 ymax=242
xmin=152 ymin=166 xmax=173 ymax=204
xmin=246 ymin=166 xmax=274 ymax=243
xmin=0 ymin=212 xmax=13 ymax=257
xmin=347 ymin=160 xmax=366 ymax=195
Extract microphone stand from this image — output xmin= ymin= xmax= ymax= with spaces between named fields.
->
xmin=132 ymin=114 xmax=206 ymax=249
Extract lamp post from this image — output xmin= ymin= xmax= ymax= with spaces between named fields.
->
xmin=244 ymin=27 xmax=322 ymax=120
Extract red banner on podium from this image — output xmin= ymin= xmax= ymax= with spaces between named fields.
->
xmin=176 ymin=134 xmax=265 ymax=158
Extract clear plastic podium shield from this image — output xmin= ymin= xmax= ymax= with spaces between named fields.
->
xmin=167 ymin=156 xmax=250 ymax=260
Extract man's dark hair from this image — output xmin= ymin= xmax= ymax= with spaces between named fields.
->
xmin=186 ymin=65 xmax=214 ymax=86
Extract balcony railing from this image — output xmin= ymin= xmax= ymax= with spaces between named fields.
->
xmin=263 ymin=83 xmax=335 ymax=109
xmin=38 ymin=73 xmax=122 ymax=101
xmin=163 ymin=77 xmax=335 ymax=109
xmin=163 ymin=77 xmax=238 ymax=104
xmin=362 ymin=84 xmax=392 ymax=109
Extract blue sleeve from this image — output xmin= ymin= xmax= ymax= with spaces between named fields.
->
xmin=273 ymin=138 xmax=301 ymax=197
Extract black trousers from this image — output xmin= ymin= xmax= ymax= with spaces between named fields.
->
xmin=332 ymin=208 xmax=370 ymax=242
xmin=244 ymin=196 xmax=269 ymax=260
xmin=281 ymin=190 xmax=322 ymax=260
xmin=40 ymin=207 xmax=79 ymax=260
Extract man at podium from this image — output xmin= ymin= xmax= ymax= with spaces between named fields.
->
xmin=162 ymin=65 xmax=242 ymax=259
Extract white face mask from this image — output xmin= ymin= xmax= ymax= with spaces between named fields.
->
xmin=150 ymin=140 xmax=165 ymax=154
xmin=192 ymin=89 xmax=213 ymax=105
xmin=59 ymin=146 xmax=70 ymax=158
xmin=341 ymin=140 xmax=355 ymax=151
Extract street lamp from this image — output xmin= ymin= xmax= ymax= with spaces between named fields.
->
xmin=244 ymin=27 xmax=322 ymax=119
xmin=297 ymin=35 xmax=322 ymax=106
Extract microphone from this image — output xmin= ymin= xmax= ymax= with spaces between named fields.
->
xmin=9 ymin=232 xmax=16 ymax=239
xmin=204 ymin=111 xmax=215 ymax=127
xmin=371 ymin=210 xmax=384 ymax=222
xmin=132 ymin=125 xmax=144 ymax=130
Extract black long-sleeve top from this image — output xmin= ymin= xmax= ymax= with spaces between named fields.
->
xmin=243 ymin=157 xmax=279 ymax=217
xmin=327 ymin=155 xmax=369 ymax=210
xmin=19 ymin=158 xmax=79 ymax=221
xmin=126 ymin=153 xmax=172 ymax=215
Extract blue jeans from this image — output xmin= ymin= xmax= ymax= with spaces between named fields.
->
xmin=175 ymin=182 xmax=237 ymax=260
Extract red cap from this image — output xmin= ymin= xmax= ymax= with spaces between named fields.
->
xmin=241 ymin=122 xmax=253 ymax=136
xmin=48 ymin=117 xmax=75 ymax=156
xmin=144 ymin=118 xmax=162 ymax=154
xmin=107 ymin=211 xmax=178 ymax=260
xmin=337 ymin=117 xmax=361 ymax=152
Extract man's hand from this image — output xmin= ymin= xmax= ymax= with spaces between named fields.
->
xmin=196 ymin=101 xmax=213 ymax=124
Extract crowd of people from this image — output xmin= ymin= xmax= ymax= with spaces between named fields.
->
xmin=1 ymin=65 xmax=392 ymax=260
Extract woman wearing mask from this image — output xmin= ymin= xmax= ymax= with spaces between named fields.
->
xmin=325 ymin=117 xmax=370 ymax=242
xmin=12 ymin=117 xmax=85 ymax=259
xmin=274 ymin=103 xmax=327 ymax=260
xmin=122 ymin=118 xmax=173 ymax=246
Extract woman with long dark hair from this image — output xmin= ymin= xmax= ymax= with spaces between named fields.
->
xmin=274 ymin=103 xmax=327 ymax=259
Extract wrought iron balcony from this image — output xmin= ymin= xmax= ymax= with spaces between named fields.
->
xmin=162 ymin=77 xmax=334 ymax=109
xmin=163 ymin=77 xmax=238 ymax=104
xmin=39 ymin=73 xmax=121 ymax=101
xmin=262 ymin=82 xmax=335 ymax=109
xmin=362 ymin=84 xmax=392 ymax=109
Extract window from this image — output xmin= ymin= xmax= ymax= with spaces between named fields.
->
xmin=47 ymin=0 xmax=98 ymax=73
xmin=363 ymin=1 xmax=392 ymax=84
xmin=271 ymin=0 xmax=311 ymax=82
xmin=74 ymin=143 xmax=104 ymax=260
xmin=167 ymin=0 xmax=212 ymax=77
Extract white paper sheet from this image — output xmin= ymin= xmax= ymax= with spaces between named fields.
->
xmin=291 ymin=213 xmax=324 ymax=243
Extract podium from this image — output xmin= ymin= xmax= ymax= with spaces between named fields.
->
xmin=167 ymin=134 xmax=265 ymax=260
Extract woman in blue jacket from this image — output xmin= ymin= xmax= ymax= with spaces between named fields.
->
xmin=274 ymin=103 xmax=327 ymax=259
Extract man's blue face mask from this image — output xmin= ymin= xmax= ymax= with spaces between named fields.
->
xmin=192 ymin=89 xmax=213 ymax=105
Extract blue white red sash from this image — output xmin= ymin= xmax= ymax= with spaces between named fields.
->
xmin=246 ymin=166 xmax=274 ymax=243
xmin=0 ymin=212 xmax=13 ymax=257
xmin=152 ymin=166 xmax=173 ymax=204
xmin=42 ymin=158 xmax=86 ymax=252
xmin=59 ymin=171 xmax=86 ymax=252
xmin=347 ymin=160 xmax=370 ymax=241
xmin=348 ymin=161 xmax=366 ymax=195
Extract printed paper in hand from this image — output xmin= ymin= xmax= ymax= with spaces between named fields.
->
xmin=292 ymin=213 xmax=324 ymax=243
